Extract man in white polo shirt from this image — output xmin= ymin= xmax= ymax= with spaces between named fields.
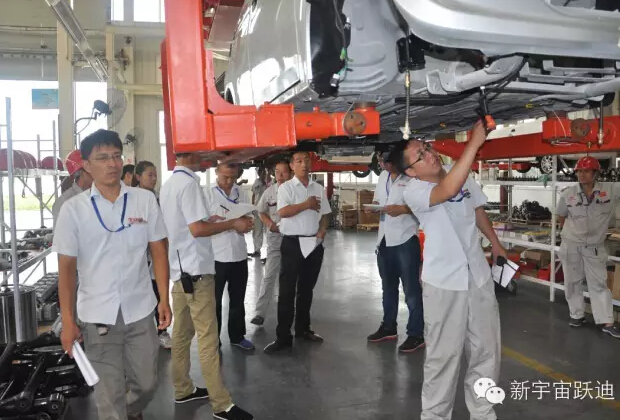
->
xmin=396 ymin=121 xmax=505 ymax=420
xmin=53 ymin=129 xmax=171 ymax=420
xmin=367 ymin=145 xmax=424 ymax=353
xmin=159 ymin=153 xmax=254 ymax=420
xmin=204 ymin=163 xmax=255 ymax=351
xmin=264 ymin=151 xmax=332 ymax=354
xmin=250 ymin=159 xmax=292 ymax=327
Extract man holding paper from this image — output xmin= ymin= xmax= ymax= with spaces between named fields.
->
xmin=204 ymin=162 xmax=256 ymax=351
xmin=54 ymin=130 xmax=171 ymax=420
xmin=396 ymin=121 xmax=505 ymax=420
xmin=263 ymin=151 xmax=332 ymax=354
xmin=160 ymin=153 xmax=254 ymax=420
xmin=251 ymin=160 xmax=292 ymax=327
xmin=366 ymin=146 xmax=424 ymax=353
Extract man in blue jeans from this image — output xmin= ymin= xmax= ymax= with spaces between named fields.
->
xmin=367 ymin=146 xmax=424 ymax=353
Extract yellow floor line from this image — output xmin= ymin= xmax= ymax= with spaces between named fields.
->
xmin=502 ymin=346 xmax=620 ymax=411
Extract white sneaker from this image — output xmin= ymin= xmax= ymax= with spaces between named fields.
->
xmin=159 ymin=331 xmax=172 ymax=349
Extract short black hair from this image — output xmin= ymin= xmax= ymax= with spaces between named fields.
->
xmin=135 ymin=160 xmax=156 ymax=176
xmin=274 ymin=158 xmax=290 ymax=167
xmin=388 ymin=141 xmax=410 ymax=175
xmin=80 ymin=129 xmax=123 ymax=160
xmin=122 ymin=164 xmax=135 ymax=179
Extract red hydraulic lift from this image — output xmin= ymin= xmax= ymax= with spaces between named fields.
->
xmin=433 ymin=113 xmax=620 ymax=161
xmin=161 ymin=0 xmax=381 ymax=171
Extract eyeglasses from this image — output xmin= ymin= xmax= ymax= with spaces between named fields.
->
xmin=91 ymin=153 xmax=123 ymax=163
xmin=406 ymin=143 xmax=433 ymax=170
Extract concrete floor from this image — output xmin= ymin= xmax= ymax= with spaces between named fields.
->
xmin=68 ymin=231 xmax=620 ymax=420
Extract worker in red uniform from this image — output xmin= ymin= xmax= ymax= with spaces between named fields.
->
xmin=557 ymin=156 xmax=620 ymax=338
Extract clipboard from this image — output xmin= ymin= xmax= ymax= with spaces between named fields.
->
xmin=492 ymin=256 xmax=519 ymax=288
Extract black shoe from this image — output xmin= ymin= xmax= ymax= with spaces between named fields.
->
xmin=250 ymin=315 xmax=264 ymax=326
xmin=295 ymin=330 xmax=324 ymax=342
xmin=569 ymin=317 xmax=587 ymax=327
xmin=175 ymin=387 xmax=209 ymax=404
xmin=214 ymin=405 xmax=253 ymax=420
xmin=261 ymin=258 xmax=267 ymax=264
xmin=367 ymin=325 xmax=398 ymax=343
xmin=602 ymin=325 xmax=620 ymax=338
xmin=264 ymin=339 xmax=293 ymax=354
xmin=398 ymin=336 xmax=425 ymax=353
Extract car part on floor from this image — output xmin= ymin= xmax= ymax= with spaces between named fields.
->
xmin=0 ymin=334 xmax=91 ymax=420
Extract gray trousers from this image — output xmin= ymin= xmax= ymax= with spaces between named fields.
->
xmin=82 ymin=310 xmax=159 ymax=420
xmin=421 ymin=276 xmax=501 ymax=420
xmin=252 ymin=215 xmax=264 ymax=252
xmin=559 ymin=241 xmax=614 ymax=325
xmin=254 ymin=234 xmax=282 ymax=318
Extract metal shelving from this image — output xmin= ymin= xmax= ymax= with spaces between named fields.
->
xmin=0 ymin=97 xmax=63 ymax=341
xmin=477 ymin=157 xmax=620 ymax=308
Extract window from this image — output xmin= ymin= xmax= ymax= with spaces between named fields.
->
xmin=75 ymin=82 xmax=108 ymax=141
xmin=110 ymin=0 xmax=124 ymax=21
xmin=135 ymin=0 xmax=165 ymax=23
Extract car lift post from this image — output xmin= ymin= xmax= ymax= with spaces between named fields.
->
xmin=162 ymin=0 xmax=381 ymax=165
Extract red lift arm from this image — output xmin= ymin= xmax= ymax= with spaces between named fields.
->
xmin=162 ymin=0 xmax=381 ymax=169
xmin=434 ymin=114 xmax=620 ymax=161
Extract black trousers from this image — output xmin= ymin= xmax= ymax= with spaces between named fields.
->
xmin=214 ymin=260 xmax=249 ymax=343
xmin=276 ymin=236 xmax=324 ymax=342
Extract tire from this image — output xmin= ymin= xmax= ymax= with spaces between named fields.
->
xmin=537 ymin=156 xmax=564 ymax=174
xmin=370 ymin=152 xmax=381 ymax=176
xmin=352 ymin=169 xmax=371 ymax=178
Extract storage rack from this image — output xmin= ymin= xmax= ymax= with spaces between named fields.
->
xmin=0 ymin=97 xmax=66 ymax=341
xmin=476 ymin=157 xmax=620 ymax=308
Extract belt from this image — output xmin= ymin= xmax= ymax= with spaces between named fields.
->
xmin=283 ymin=234 xmax=318 ymax=239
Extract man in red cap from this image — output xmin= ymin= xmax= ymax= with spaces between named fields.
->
xmin=52 ymin=150 xmax=93 ymax=226
xmin=557 ymin=156 xmax=620 ymax=338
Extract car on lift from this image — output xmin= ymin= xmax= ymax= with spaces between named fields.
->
xmin=221 ymin=0 xmax=620 ymax=174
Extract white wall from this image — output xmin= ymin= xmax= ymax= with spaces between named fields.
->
xmin=0 ymin=0 xmax=109 ymax=81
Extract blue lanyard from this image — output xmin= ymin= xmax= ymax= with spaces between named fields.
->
xmin=386 ymin=174 xmax=400 ymax=198
xmin=173 ymin=169 xmax=195 ymax=179
xmin=91 ymin=193 xmax=129 ymax=233
xmin=448 ymin=188 xmax=466 ymax=203
xmin=216 ymin=186 xmax=239 ymax=204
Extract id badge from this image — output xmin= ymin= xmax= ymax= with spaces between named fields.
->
xmin=380 ymin=213 xmax=386 ymax=222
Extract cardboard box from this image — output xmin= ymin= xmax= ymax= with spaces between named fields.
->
xmin=359 ymin=211 xmax=380 ymax=225
xmin=612 ymin=264 xmax=620 ymax=300
xmin=356 ymin=190 xmax=375 ymax=206
xmin=524 ymin=250 xmax=551 ymax=268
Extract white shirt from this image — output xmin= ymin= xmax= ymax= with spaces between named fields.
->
xmin=159 ymin=166 xmax=216 ymax=280
xmin=403 ymin=166 xmax=490 ymax=291
xmin=373 ymin=170 xmax=419 ymax=247
xmin=277 ymin=176 xmax=332 ymax=236
xmin=52 ymin=183 xmax=84 ymax=228
xmin=557 ymin=182 xmax=620 ymax=245
xmin=204 ymin=183 xmax=248 ymax=262
xmin=257 ymin=183 xmax=281 ymax=241
xmin=52 ymin=182 xmax=167 ymax=325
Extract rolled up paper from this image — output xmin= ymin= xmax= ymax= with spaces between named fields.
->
xmin=72 ymin=341 xmax=100 ymax=386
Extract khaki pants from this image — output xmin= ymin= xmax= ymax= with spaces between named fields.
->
xmin=171 ymin=275 xmax=232 ymax=412
xmin=82 ymin=310 xmax=158 ymax=420
xmin=559 ymin=241 xmax=614 ymax=325
xmin=421 ymin=276 xmax=501 ymax=420
xmin=254 ymin=234 xmax=282 ymax=318
xmin=252 ymin=215 xmax=264 ymax=252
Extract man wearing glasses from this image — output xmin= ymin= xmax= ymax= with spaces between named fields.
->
xmin=367 ymin=145 xmax=424 ymax=353
xmin=395 ymin=122 xmax=506 ymax=420
xmin=53 ymin=129 xmax=171 ymax=420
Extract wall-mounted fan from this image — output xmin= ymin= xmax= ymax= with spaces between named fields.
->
xmin=123 ymin=127 xmax=143 ymax=146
